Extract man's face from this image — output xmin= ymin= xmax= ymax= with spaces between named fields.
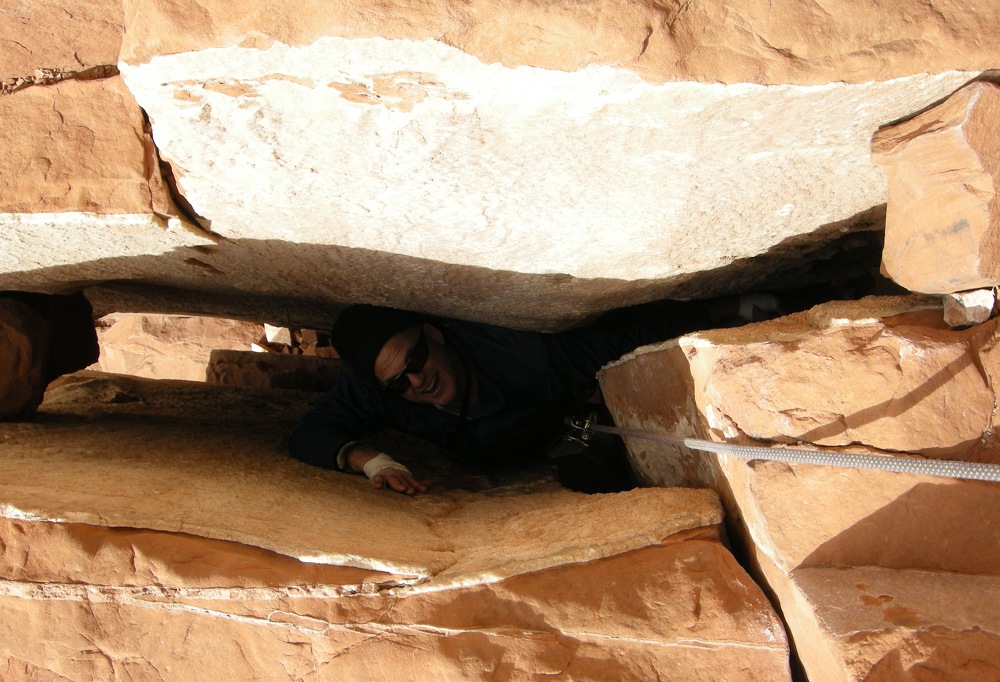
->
xmin=373 ymin=324 xmax=465 ymax=406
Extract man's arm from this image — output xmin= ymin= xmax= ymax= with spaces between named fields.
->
xmin=342 ymin=443 xmax=430 ymax=495
xmin=288 ymin=372 xmax=432 ymax=494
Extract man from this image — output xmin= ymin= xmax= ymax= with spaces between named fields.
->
xmin=289 ymin=297 xmax=772 ymax=494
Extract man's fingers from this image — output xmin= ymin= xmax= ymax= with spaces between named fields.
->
xmin=373 ymin=472 xmax=431 ymax=495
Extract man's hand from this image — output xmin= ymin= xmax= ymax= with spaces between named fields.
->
xmin=346 ymin=445 xmax=431 ymax=495
xmin=371 ymin=468 xmax=431 ymax=495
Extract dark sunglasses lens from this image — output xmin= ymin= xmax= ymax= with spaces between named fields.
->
xmin=385 ymin=374 xmax=410 ymax=394
xmin=408 ymin=334 xmax=429 ymax=372
xmin=384 ymin=332 xmax=429 ymax=394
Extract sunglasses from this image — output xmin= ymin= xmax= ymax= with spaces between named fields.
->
xmin=383 ymin=329 xmax=429 ymax=394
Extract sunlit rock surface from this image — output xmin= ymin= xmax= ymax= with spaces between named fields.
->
xmin=1 ymin=0 xmax=123 ymax=91
xmin=599 ymin=296 xmax=1000 ymax=680
xmin=93 ymin=313 xmax=262 ymax=381
xmin=0 ymin=76 xmax=213 ymax=292
xmin=873 ymin=81 xmax=1000 ymax=294
xmin=1 ymin=1 xmax=997 ymax=329
xmin=0 ymin=373 xmax=788 ymax=679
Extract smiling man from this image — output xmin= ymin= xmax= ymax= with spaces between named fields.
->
xmin=288 ymin=299 xmax=766 ymax=495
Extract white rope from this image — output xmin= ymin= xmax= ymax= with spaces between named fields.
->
xmin=589 ymin=424 xmax=1000 ymax=483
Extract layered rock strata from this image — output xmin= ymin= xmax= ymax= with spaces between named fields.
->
xmin=873 ymin=81 xmax=1000 ymax=295
xmin=598 ymin=296 xmax=1000 ymax=681
xmin=3 ymin=1 xmax=998 ymax=329
xmin=0 ymin=373 xmax=789 ymax=679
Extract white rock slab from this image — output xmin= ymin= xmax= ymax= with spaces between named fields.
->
xmin=120 ymin=37 xmax=978 ymax=281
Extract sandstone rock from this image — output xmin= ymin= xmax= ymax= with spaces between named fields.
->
xmin=0 ymin=76 xmax=216 ymax=299
xmin=0 ymin=523 xmax=788 ymax=680
xmin=0 ymin=299 xmax=50 ymax=415
xmin=1 ymin=0 xmax=123 ymax=86
xmin=117 ymin=32 xmax=975 ymax=317
xmin=206 ymin=349 xmax=346 ymax=391
xmin=873 ymin=81 xmax=1000 ymax=294
xmin=787 ymin=567 xmax=1000 ymax=682
xmin=93 ymin=313 xmax=263 ymax=381
xmin=944 ymin=288 xmax=997 ymax=328
xmin=120 ymin=0 xmax=999 ymax=86
xmin=0 ymin=293 xmax=100 ymax=417
xmin=598 ymin=295 xmax=1000 ymax=681
xmin=263 ymin=322 xmax=293 ymax=346
xmin=2 ymin=2 xmax=994 ymax=330
xmin=0 ymin=372 xmax=789 ymax=679
xmin=5 ymin=373 xmax=720 ymax=581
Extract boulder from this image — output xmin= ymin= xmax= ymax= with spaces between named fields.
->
xmin=944 ymin=288 xmax=997 ymax=328
xmin=115 ymin=6 xmax=981 ymax=327
xmin=0 ymin=372 xmax=789 ymax=679
xmin=206 ymin=349 xmax=347 ymax=391
xmin=599 ymin=295 xmax=1000 ymax=681
xmin=93 ymin=313 xmax=263 ymax=381
xmin=0 ymin=293 xmax=99 ymax=417
xmin=0 ymin=76 xmax=215 ymax=299
xmin=873 ymin=81 xmax=1000 ymax=294
xmin=0 ymin=299 xmax=50 ymax=415
xmin=2 ymin=0 xmax=991 ymax=329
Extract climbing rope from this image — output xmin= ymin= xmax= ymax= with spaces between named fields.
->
xmin=570 ymin=418 xmax=1000 ymax=483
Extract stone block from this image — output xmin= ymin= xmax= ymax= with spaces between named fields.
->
xmin=0 ymin=76 xmax=215 ymax=296
xmin=944 ymin=288 xmax=997 ymax=328
xmin=873 ymin=81 xmax=1000 ymax=294
xmin=0 ymin=299 xmax=50 ymax=415
xmin=0 ymin=293 xmax=99 ymax=417
xmin=599 ymin=295 xmax=1000 ymax=681
xmin=206 ymin=349 xmax=346 ymax=391
xmin=93 ymin=313 xmax=262 ymax=381
xmin=0 ymin=372 xmax=789 ymax=679
xmin=1 ymin=0 xmax=123 ymax=84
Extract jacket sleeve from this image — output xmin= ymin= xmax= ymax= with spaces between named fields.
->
xmin=287 ymin=371 xmax=388 ymax=470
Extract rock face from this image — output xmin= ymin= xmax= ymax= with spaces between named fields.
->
xmin=0 ymin=299 xmax=51 ymax=415
xmin=0 ymin=373 xmax=789 ymax=680
xmin=207 ymin=349 xmax=347 ymax=391
xmin=1 ymin=0 xmax=123 ymax=91
xmin=0 ymin=293 xmax=99 ymax=416
xmin=0 ymin=1 xmax=997 ymax=329
xmin=93 ymin=313 xmax=263 ymax=381
xmin=873 ymin=81 xmax=1000 ymax=294
xmin=598 ymin=296 xmax=1000 ymax=681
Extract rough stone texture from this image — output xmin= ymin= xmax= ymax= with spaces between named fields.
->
xmin=0 ymin=299 xmax=50 ymax=415
xmin=93 ymin=313 xmax=263 ymax=381
xmin=207 ymin=349 xmax=347 ymax=391
xmin=598 ymin=295 xmax=1000 ymax=681
xmin=0 ymin=524 xmax=788 ymax=680
xmin=0 ymin=76 xmax=215 ymax=298
xmin=120 ymin=0 xmax=1000 ymax=86
xmin=117 ymin=35 xmax=973 ymax=314
xmin=0 ymin=372 xmax=789 ymax=679
xmin=873 ymin=81 xmax=1000 ymax=295
xmin=944 ymin=288 xmax=997 ymax=328
xmin=1 ymin=0 xmax=123 ymax=89
xmin=4 ymin=373 xmax=721 ymax=582
xmin=1 ymin=1 xmax=994 ymax=330
xmin=790 ymin=567 xmax=1000 ymax=682
xmin=0 ymin=293 xmax=100 ymax=417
